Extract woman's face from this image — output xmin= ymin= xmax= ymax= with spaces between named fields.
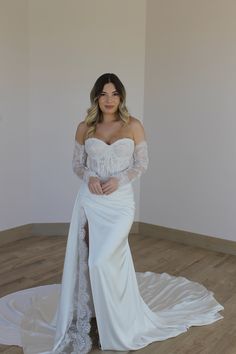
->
xmin=98 ymin=83 xmax=120 ymax=115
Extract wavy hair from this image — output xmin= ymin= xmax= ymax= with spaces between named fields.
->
xmin=84 ymin=73 xmax=130 ymax=138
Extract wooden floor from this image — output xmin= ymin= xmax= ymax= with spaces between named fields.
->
xmin=0 ymin=232 xmax=235 ymax=354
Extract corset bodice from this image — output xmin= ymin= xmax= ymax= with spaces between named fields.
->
xmin=85 ymin=138 xmax=134 ymax=179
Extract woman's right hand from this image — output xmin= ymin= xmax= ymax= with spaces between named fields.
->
xmin=88 ymin=176 xmax=103 ymax=194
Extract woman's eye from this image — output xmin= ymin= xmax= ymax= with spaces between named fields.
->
xmin=99 ymin=92 xmax=119 ymax=98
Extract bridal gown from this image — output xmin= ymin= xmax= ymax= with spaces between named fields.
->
xmin=0 ymin=137 xmax=223 ymax=354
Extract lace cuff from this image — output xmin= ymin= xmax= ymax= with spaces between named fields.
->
xmin=113 ymin=140 xmax=149 ymax=186
xmin=72 ymin=141 xmax=97 ymax=183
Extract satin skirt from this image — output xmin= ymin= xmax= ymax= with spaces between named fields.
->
xmin=0 ymin=182 xmax=224 ymax=353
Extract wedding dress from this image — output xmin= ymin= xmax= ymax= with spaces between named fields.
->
xmin=0 ymin=137 xmax=223 ymax=354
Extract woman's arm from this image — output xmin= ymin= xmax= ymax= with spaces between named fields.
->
xmin=72 ymin=122 xmax=103 ymax=194
xmin=114 ymin=118 xmax=149 ymax=186
xmin=72 ymin=122 xmax=98 ymax=182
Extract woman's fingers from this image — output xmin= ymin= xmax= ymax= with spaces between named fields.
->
xmin=102 ymin=187 xmax=113 ymax=194
xmin=88 ymin=177 xmax=103 ymax=194
xmin=102 ymin=184 xmax=114 ymax=194
xmin=93 ymin=181 xmax=103 ymax=194
xmin=101 ymin=178 xmax=118 ymax=194
xmin=88 ymin=177 xmax=118 ymax=195
xmin=93 ymin=183 xmax=103 ymax=194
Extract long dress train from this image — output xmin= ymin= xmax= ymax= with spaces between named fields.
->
xmin=0 ymin=138 xmax=223 ymax=353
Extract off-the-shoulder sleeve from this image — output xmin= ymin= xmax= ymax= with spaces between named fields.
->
xmin=114 ymin=140 xmax=149 ymax=186
xmin=72 ymin=140 xmax=98 ymax=182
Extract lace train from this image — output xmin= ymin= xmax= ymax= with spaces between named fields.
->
xmin=53 ymin=207 xmax=94 ymax=354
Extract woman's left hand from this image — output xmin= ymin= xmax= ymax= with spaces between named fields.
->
xmin=101 ymin=177 xmax=119 ymax=195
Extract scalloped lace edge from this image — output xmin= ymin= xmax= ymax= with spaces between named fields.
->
xmin=54 ymin=207 xmax=94 ymax=354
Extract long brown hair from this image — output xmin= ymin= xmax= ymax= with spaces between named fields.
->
xmin=84 ymin=73 xmax=130 ymax=138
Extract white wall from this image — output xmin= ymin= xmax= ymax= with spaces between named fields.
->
xmin=0 ymin=0 xmax=146 ymax=231
xmin=28 ymin=0 xmax=146 ymax=223
xmin=0 ymin=0 xmax=30 ymax=230
xmin=141 ymin=0 xmax=236 ymax=241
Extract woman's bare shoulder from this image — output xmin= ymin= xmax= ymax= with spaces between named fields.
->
xmin=128 ymin=116 xmax=146 ymax=143
xmin=75 ymin=121 xmax=88 ymax=144
xmin=129 ymin=116 xmax=141 ymax=123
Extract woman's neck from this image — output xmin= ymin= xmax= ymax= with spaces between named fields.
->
xmin=101 ymin=113 xmax=119 ymax=123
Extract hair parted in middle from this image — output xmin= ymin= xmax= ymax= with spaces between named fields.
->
xmin=84 ymin=73 xmax=130 ymax=138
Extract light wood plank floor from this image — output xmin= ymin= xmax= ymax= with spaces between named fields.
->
xmin=0 ymin=233 xmax=235 ymax=354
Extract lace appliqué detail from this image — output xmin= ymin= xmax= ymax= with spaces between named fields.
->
xmin=114 ymin=140 xmax=149 ymax=186
xmin=54 ymin=208 xmax=93 ymax=354
xmin=72 ymin=141 xmax=98 ymax=182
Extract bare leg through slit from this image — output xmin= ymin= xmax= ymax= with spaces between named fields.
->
xmin=84 ymin=220 xmax=101 ymax=349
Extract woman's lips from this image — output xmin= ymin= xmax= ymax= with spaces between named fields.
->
xmin=104 ymin=105 xmax=114 ymax=109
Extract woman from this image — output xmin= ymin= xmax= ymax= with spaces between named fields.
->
xmin=0 ymin=73 xmax=223 ymax=354
xmin=52 ymin=73 xmax=152 ymax=353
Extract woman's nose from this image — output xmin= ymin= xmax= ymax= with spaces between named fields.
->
xmin=105 ymin=95 xmax=113 ymax=101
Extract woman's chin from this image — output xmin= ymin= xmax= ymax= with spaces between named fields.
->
xmin=102 ymin=109 xmax=117 ymax=115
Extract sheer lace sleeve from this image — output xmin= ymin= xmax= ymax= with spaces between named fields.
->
xmin=72 ymin=140 xmax=98 ymax=183
xmin=114 ymin=140 xmax=149 ymax=186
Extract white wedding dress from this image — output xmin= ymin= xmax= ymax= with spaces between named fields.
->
xmin=0 ymin=137 xmax=223 ymax=354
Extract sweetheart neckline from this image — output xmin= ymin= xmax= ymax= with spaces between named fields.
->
xmin=85 ymin=137 xmax=134 ymax=146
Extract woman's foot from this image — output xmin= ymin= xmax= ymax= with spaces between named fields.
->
xmin=90 ymin=317 xmax=100 ymax=349
xmin=98 ymin=338 xmax=101 ymax=349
